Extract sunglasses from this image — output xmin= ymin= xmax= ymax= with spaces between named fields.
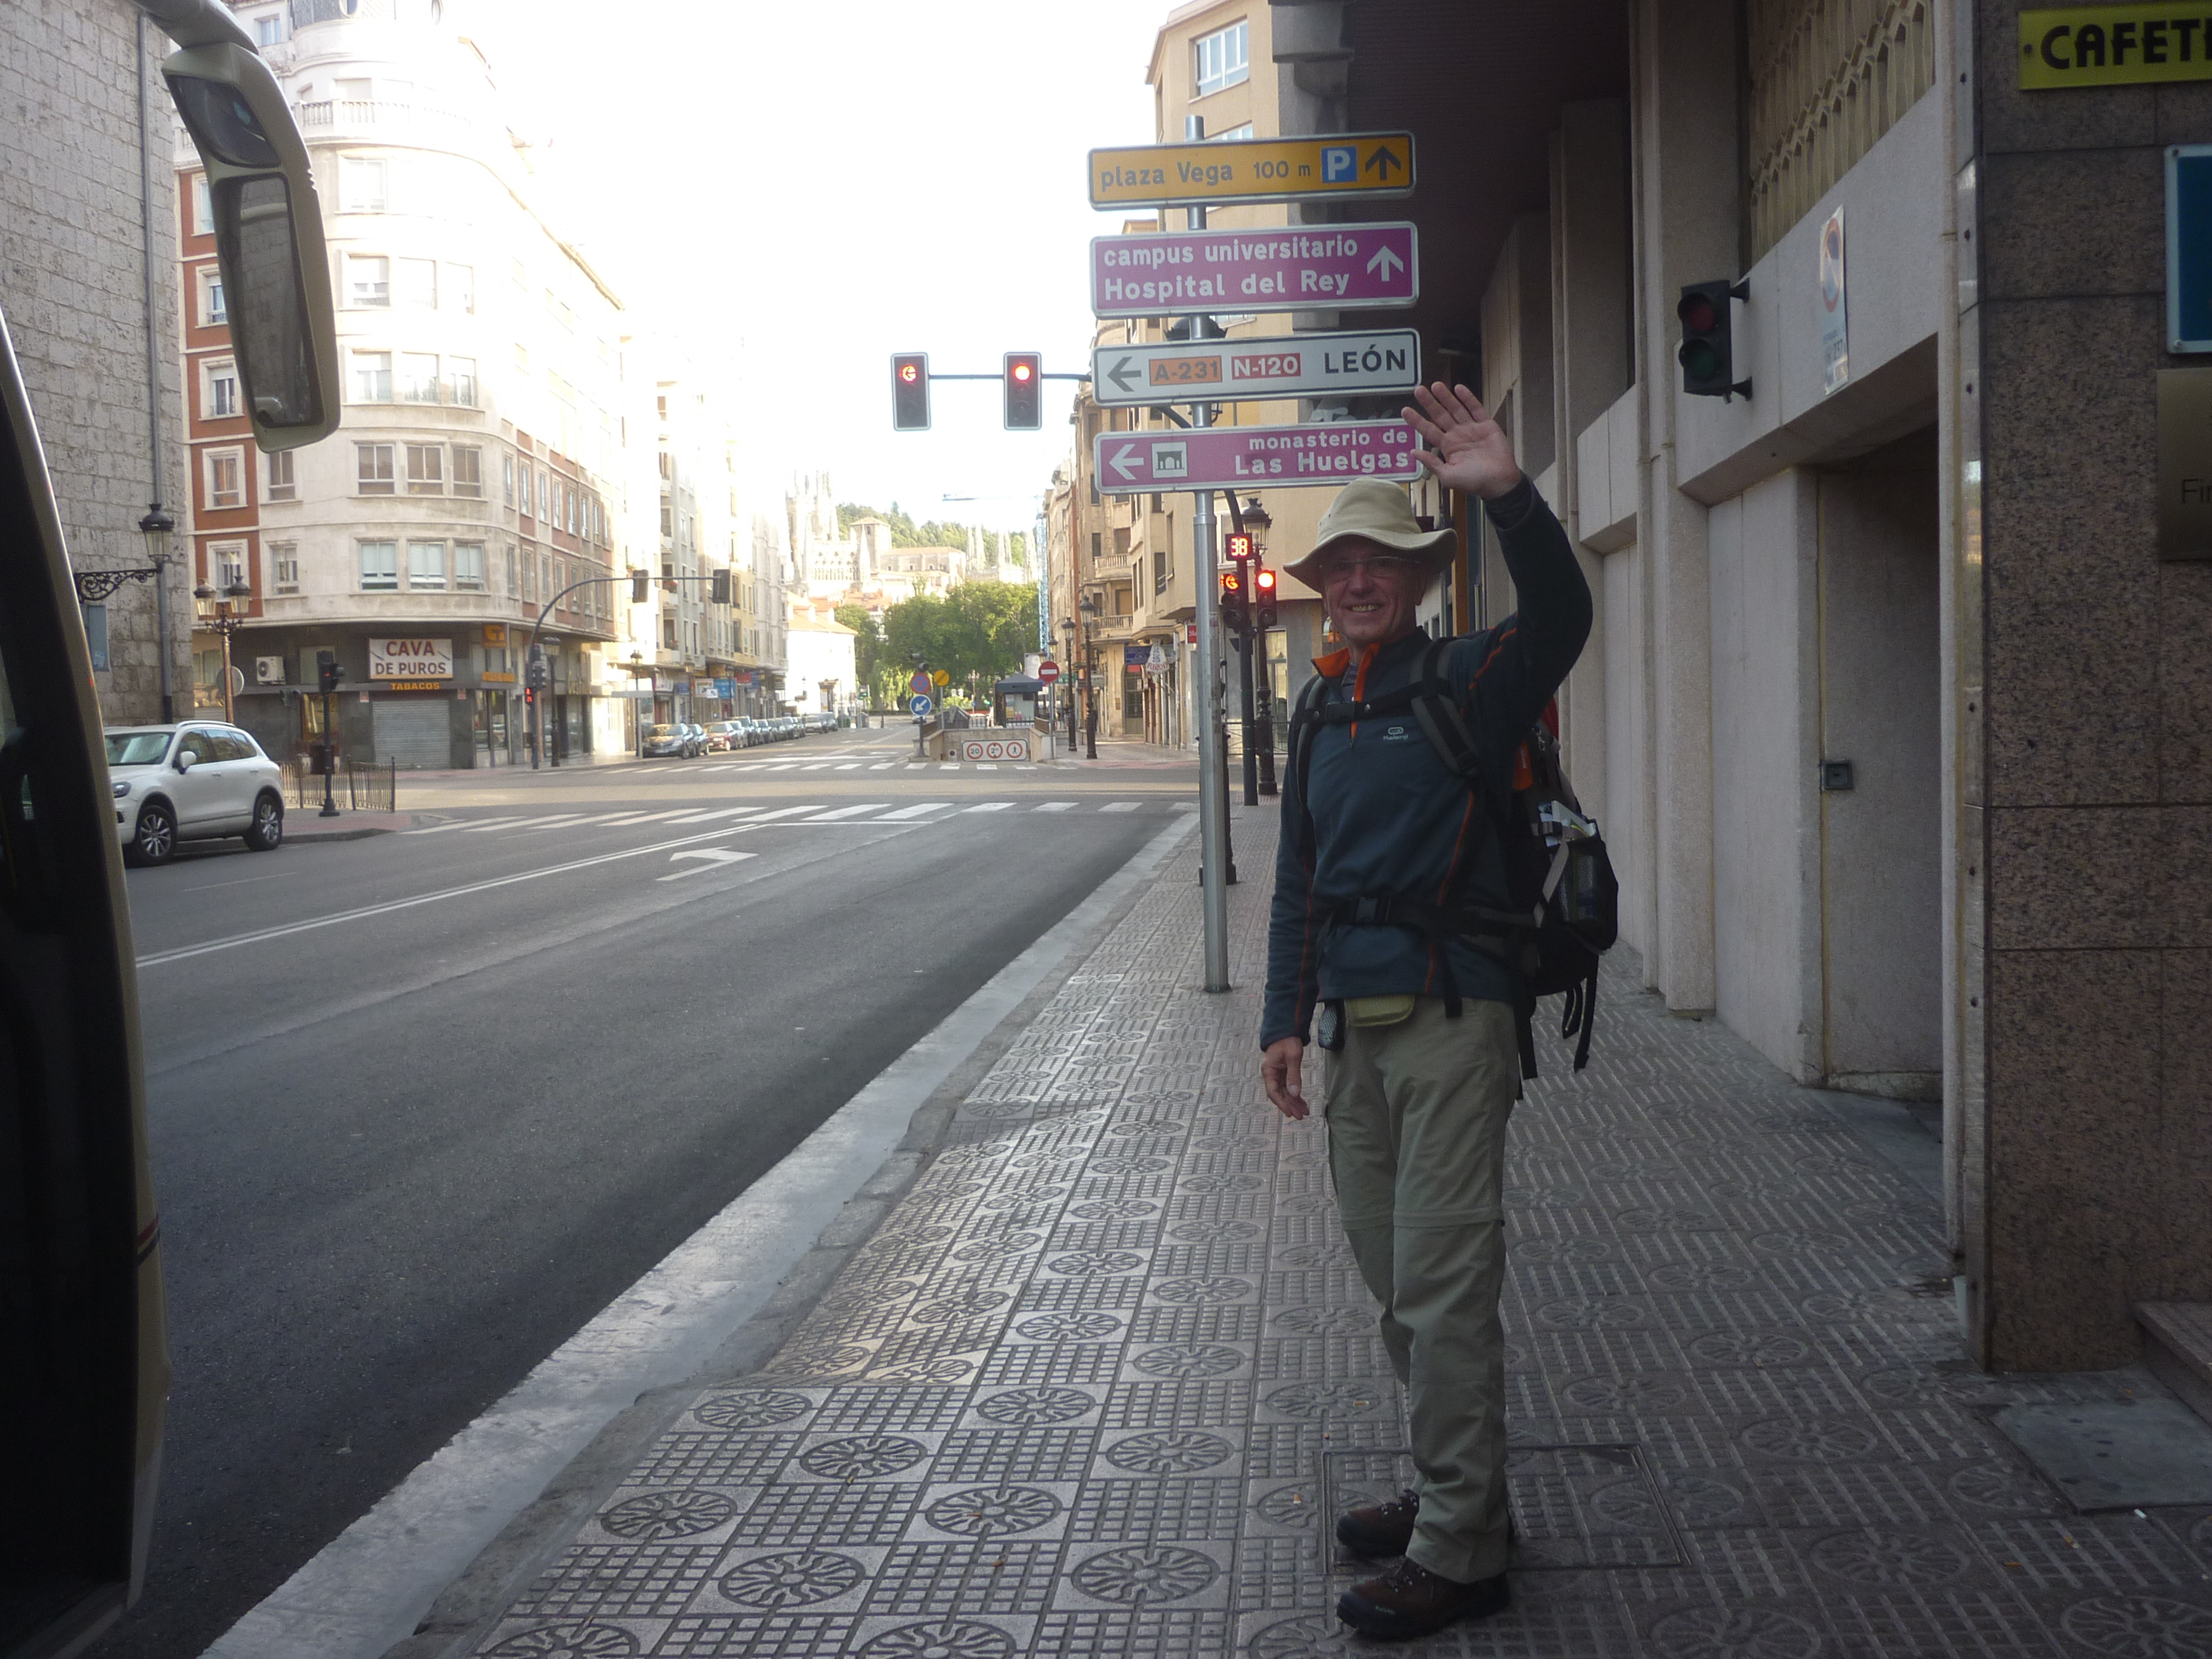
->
xmin=1313 ymin=554 xmax=1426 ymax=583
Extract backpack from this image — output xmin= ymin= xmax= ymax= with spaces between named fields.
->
xmin=1285 ymin=635 xmax=1618 ymax=1075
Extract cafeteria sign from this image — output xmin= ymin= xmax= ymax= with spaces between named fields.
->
xmin=367 ymin=637 xmax=453 ymax=680
xmin=2020 ymin=7 xmax=2212 ymax=87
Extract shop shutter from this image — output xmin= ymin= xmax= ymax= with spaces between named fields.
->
xmin=374 ymin=699 xmax=454 ymax=769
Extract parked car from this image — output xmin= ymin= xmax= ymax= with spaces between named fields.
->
xmin=703 ymin=721 xmax=745 ymax=752
xmin=106 ymin=723 xmax=286 ymax=866
xmin=642 ymin=722 xmax=689 ymax=758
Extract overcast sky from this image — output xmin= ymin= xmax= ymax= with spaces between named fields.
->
xmin=472 ymin=0 xmax=1166 ymax=534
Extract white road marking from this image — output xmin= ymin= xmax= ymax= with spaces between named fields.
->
xmin=1032 ymin=802 xmax=1074 ymax=813
xmin=196 ymin=811 xmax=1198 ymax=1659
xmin=133 ymin=820 xmax=814 ymax=967
xmin=877 ymin=802 xmax=950 ymax=820
xmin=663 ymin=806 xmax=769 ymax=825
xmin=657 ymin=848 xmax=758 ymax=881
xmin=976 ymin=763 xmax=999 ymax=771
xmin=800 ymin=804 xmax=888 ymax=822
xmin=1100 ymin=801 xmax=1140 ymax=813
xmin=401 ymin=817 xmax=526 ymax=836
xmin=962 ymin=802 xmax=1013 ymax=812
xmin=467 ymin=814 xmax=586 ymax=833
xmin=834 ymin=763 xmax=860 ymax=771
xmin=870 ymin=763 xmax=895 ymax=770
xmin=740 ymin=805 xmax=832 ymax=825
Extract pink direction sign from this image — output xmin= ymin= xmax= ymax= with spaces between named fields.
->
xmin=1091 ymin=223 xmax=1418 ymax=318
xmin=1092 ymin=421 xmax=1421 ymax=494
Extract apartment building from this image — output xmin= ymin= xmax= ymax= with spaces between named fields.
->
xmin=181 ymin=0 xmax=643 ymax=768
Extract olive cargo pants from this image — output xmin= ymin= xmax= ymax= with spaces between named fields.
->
xmin=1322 ymin=996 xmax=1517 ymax=1583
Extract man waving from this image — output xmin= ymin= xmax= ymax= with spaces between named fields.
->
xmin=1260 ymin=383 xmax=1591 ymax=1640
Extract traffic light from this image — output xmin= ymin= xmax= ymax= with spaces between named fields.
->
xmin=1219 ymin=565 xmax=1248 ymax=629
xmin=317 ymin=655 xmax=344 ymax=693
xmin=523 ymin=686 xmax=535 ymax=707
xmin=891 ymin=352 xmax=930 ymax=431
xmin=1003 ymin=352 xmax=1042 ymax=430
xmin=631 ymin=568 xmax=649 ymax=603
xmin=711 ymin=568 xmax=731 ymax=605
xmin=1677 ymin=279 xmax=1750 ymax=400
xmin=1255 ymin=566 xmax=1278 ymax=628
xmin=1224 ymin=531 xmax=1255 ymax=564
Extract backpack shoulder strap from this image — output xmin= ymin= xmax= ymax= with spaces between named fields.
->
xmin=1406 ymin=634 xmax=1484 ymax=786
xmin=1284 ymin=666 xmax=1336 ymax=831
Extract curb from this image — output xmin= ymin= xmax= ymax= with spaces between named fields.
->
xmin=377 ymin=820 xmax=1189 ymax=1659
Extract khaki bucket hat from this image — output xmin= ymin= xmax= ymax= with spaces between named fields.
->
xmin=1281 ymin=479 xmax=1458 ymax=587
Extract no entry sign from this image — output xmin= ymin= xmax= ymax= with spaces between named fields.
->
xmin=1091 ymin=421 xmax=1423 ymax=494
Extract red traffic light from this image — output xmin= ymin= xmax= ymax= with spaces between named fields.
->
xmin=1220 ymin=568 xmax=1243 ymax=593
xmin=1012 ymin=361 xmax=1033 ymax=383
xmin=1677 ymin=292 xmax=1717 ymax=333
xmin=1003 ymin=352 xmax=1043 ymax=429
xmin=1253 ymin=567 xmax=1276 ymax=592
xmin=899 ymin=362 xmax=920 ymax=384
xmin=891 ymin=352 xmax=930 ymax=431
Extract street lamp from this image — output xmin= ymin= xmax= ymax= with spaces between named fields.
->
xmin=1078 ymin=592 xmax=1100 ymax=760
xmin=629 ymin=650 xmax=647 ymax=757
xmin=1059 ymin=615 xmax=1076 ymax=749
xmin=192 ymin=569 xmax=255 ymax=723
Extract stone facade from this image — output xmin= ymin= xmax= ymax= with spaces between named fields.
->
xmin=1 ymin=0 xmax=189 ymax=725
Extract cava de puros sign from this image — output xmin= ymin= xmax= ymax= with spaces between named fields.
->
xmin=368 ymin=637 xmax=454 ymax=680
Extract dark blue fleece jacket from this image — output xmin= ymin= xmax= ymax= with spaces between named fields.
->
xmin=1260 ymin=477 xmax=1593 ymax=1050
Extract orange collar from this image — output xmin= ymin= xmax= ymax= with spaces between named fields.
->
xmin=1312 ymin=648 xmax=1352 ymax=678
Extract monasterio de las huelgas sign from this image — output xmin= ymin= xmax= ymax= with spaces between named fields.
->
xmin=2021 ymin=6 xmax=2212 ymax=86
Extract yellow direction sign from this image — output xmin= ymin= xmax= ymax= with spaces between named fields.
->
xmin=2020 ymin=6 xmax=2212 ymax=87
xmin=1089 ymin=131 xmax=1415 ymax=211
xmin=932 ymin=670 xmax=950 ymax=686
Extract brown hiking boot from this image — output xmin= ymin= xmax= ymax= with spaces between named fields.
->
xmin=1333 ymin=1489 xmax=1418 ymax=1557
xmin=1336 ymin=1555 xmax=1510 ymax=1640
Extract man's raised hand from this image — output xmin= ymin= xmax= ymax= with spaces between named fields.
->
xmin=1403 ymin=382 xmax=1523 ymax=502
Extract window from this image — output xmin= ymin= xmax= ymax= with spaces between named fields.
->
xmin=340 ymin=156 xmax=387 ymax=213
xmin=538 ymin=471 xmax=550 ymax=520
xmin=405 ymin=443 xmax=444 ymax=494
xmin=81 ymin=602 xmax=109 ymax=671
xmin=255 ymin=13 xmax=283 ymax=47
xmin=269 ymin=541 xmax=299 ymax=593
xmin=504 ymin=546 xmax=518 ymax=597
xmin=198 ymin=267 xmax=226 ymax=326
xmin=358 ymin=540 xmax=398 ymax=589
xmin=446 ymin=356 xmax=477 ymax=407
xmin=1210 ymin=122 xmax=1255 ymax=142
xmin=351 ymin=350 xmax=392 ymax=401
xmin=204 ymin=359 xmax=239 ymax=418
xmin=520 ymin=546 xmax=535 ymax=602
xmin=513 ymin=342 xmax=530 ymax=376
xmin=211 ymin=542 xmax=247 ymax=589
xmin=394 ymin=256 xmax=437 ymax=308
xmin=502 ymin=452 xmax=515 ymax=506
xmin=657 ymin=395 xmax=668 ymax=420
xmin=407 ymin=540 xmax=446 ymax=589
xmin=266 ymin=449 xmax=295 ymax=501
xmin=399 ymin=352 xmax=440 ymax=403
xmin=347 ymin=253 xmax=389 ymax=306
xmin=1193 ymin=19 xmax=1248 ymax=96
xmin=357 ymin=441 xmax=395 ymax=494
xmin=449 ymin=263 xmax=474 ymax=313
xmin=190 ymin=173 xmax=212 ymax=235
xmin=206 ymin=449 xmax=243 ymax=509
xmin=454 ymin=541 xmax=484 ymax=591
xmin=453 ymin=446 xmax=482 ymax=498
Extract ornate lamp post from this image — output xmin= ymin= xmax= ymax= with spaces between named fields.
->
xmin=191 ymin=570 xmax=255 ymax=723
xmin=1059 ymin=615 xmax=1077 ymax=749
xmin=1078 ymin=592 xmax=1099 ymax=760
xmin=72 ymin=508 xmax=179 ymax=720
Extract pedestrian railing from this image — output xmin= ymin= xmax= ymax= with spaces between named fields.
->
xmin=283 ymin=757 xmax=398 ymax=813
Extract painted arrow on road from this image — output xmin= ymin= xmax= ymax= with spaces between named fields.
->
xmin=658 ymin=848 xmax=759 ymax=882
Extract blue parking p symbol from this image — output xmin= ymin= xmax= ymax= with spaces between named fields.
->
xmin=1321 ymin=146 xmax=1355 ymax=183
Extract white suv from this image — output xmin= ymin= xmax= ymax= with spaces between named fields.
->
xmin=106 ymin=723 xmax=286 ymax=866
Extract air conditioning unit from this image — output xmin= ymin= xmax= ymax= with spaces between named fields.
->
xmin=255 ymin=655 xmax=287 ymax=686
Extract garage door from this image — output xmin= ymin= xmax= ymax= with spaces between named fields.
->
xmin=374 ymin=699 xmax=453 ymax=769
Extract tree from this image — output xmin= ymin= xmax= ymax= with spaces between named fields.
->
xmin=835 ymin=602 xmax=893 ymax=705
xmin=837 ymin=501 xmax=968 ymax=550
xmin=881 ymin=580 xmax=1038 ymax=693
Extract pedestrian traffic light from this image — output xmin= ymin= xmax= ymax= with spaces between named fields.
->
xmin=711 ymin=568 xmax=731 ymax=605
xmin=1219 ymin=565 xmax=1248 ymax=629
xmin=523 ymin=686 xmax=535 ymax=706
xmin=631 ymin=568 xmax=648 ymax=603
xmin=1224 ymin=531 xmax=1255 ymax=564
xmin=1677 ymin=279 xmax=1750 ymax=400
xmin=1255 ymin=566 xmax=1278 ymax=628
xmin=891 ymin=352 xmax=930 ymax=431
xmin=1003 ymin=352 xmax=1042 ymax=430
xmin=317 ymin=655 xmax=344 ymax=692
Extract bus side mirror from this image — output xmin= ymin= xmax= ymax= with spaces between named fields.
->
xmin=162 ymin=41 xmax=338 ymax=451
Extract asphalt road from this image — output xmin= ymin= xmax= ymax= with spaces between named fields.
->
xmin=92 ymin=728 xmax=1195 ymax=1659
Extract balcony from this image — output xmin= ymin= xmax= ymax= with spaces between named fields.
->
xmin=292 ymin=99 xmax=489 ymax=155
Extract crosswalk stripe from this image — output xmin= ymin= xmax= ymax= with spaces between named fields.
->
xmin=835 ymin=763 xmax=860 ymax=770
xmin=802 ymin=804 xmax=890 ymax=822
xmin=870 ymin=763 xmax=895 ymax=769
xmin=1100 ymin=802 xmax=1139 ymax=813
xmin=401 ymin=816 xmax=523 ymax=836
xmin=878 ymin=803 xmax=950 ymax=820
xmin=1033 ymin=802 xmax=1074 ymax=813
xmin=663 ymin=806 xmax=768 ymax=825
xmin=962 ymin=802 xmax=1013 ymax=812
xmin=742 ymin=805 xmax=828 ymax=824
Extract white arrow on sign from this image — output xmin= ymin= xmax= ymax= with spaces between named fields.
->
xmin=1109 ymin=442 xmax=1142 ymax=481
xmin=657 ymin=847 xmax=758 ymax=882
xmin=1366 ymin=244 xmax=1404 ymax=281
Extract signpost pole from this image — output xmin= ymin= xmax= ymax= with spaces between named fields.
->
xmin=1187 ymin=133 xmax=1232 ymax=993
